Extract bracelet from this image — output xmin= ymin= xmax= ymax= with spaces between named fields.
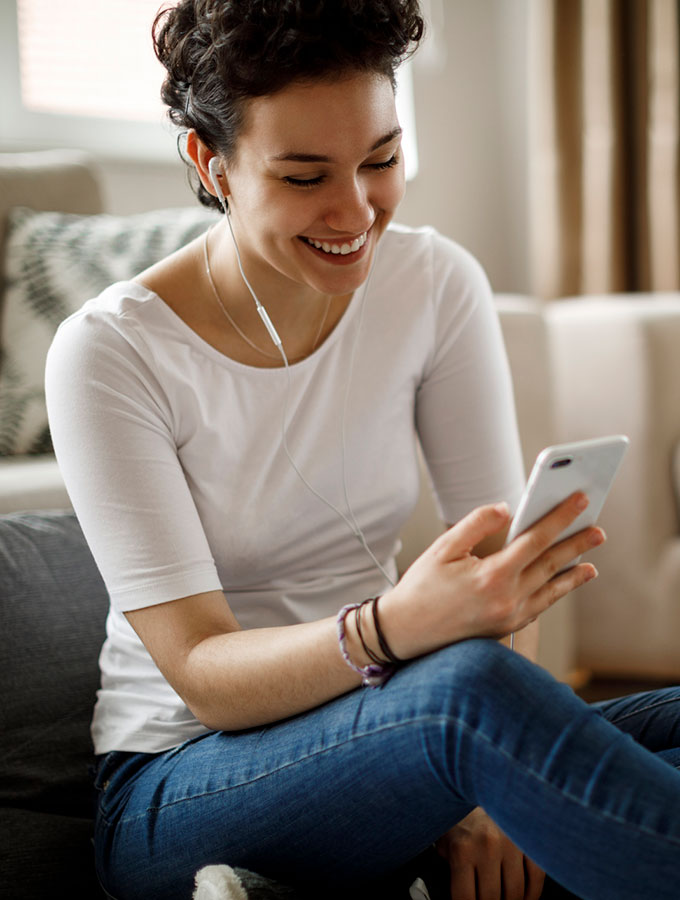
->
xmin=371 ymin=595 xmax=402 ymax=664
xmin=336 ymin=602 xmax=395 ymax=687
xmin=354 ymin=599 xmax=385 ymax=665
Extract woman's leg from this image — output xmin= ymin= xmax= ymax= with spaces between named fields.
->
xmin=94 ymin=639 xmax=680 ymax=900
xmin=593 ymin=687 xmax=680 ymax=767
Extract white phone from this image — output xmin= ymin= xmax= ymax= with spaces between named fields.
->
xmin=505 ymin=435 xmax=630 ymax=557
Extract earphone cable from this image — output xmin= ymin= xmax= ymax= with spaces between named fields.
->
xmin=221 ymin=206 xmax=395 ymax=588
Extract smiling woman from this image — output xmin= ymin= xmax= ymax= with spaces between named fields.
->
xmin=42 ymin=3 xmax=680 ymax=900
xmin=187 ymin=74 xmax=405 ymax=310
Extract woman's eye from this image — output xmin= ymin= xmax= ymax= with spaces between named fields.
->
xmin=282 ymin=175 xmax=324 ymax=188
xmin=369 ymin=154 xmax=399 ymax=171
xmin=281 ymin=153 xmax=398 ymax=188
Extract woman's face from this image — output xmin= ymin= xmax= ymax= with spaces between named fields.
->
xmin=219 ymin=70 xmax=406 ymax=300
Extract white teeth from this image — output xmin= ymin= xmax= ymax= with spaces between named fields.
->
xmin=306 ymin=232 xmax=367 ymax=255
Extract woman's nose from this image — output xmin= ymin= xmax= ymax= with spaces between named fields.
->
xmin=323 ymin=179 xmax=374 ymax=235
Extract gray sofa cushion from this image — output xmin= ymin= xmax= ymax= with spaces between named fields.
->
xmin=0 ymin=510 xmax=109 ymax=896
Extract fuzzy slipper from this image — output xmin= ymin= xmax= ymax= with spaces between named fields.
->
xmin=193 ymin=865 xmax=298 ymax=900
xmin=193 ymin=865 xmax=432 ymax=900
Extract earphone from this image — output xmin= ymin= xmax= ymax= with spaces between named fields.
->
xmin=208 ymin=156 xmax=227 ymax=208
xmin=208 ymin=157 xmax=283 ymax=352
xmin=206 ymin=155 xmax=395 ymax=589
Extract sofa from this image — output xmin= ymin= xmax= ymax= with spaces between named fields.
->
xmin=0 ymin=510 xmax=108 ymax=898
xmin=1 ymin=149 xmax=680 ymax=897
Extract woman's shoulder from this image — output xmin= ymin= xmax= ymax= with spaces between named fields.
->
xmin=380 ymin=224 xmax=490 ymax=300
xmin=383 ymin=224 xmax=487 ymax=277
xmin=47 ymin=281 xmax=175 ymax=390
xmin=55 ymin=280 xmax=161 ymax=338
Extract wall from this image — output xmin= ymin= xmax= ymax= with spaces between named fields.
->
xmin=399 ymin=0 xmax=530 ymax=292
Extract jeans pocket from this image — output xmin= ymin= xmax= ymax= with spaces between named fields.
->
xmin=93 ymin=751 xmax=130 ymax=792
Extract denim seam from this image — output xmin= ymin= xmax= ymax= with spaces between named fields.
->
xmin=603 ymin=695 xmax=680 ymax=727
xmin=111 ymin=712 xmax=680 ymax=848
xmin=112 ymin=716 xmax=438 ymax=825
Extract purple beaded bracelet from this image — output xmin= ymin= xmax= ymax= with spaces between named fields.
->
xmin=336 ymin=601 xmax=396 ymax=688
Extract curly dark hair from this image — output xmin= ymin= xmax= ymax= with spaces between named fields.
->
xmin=153 ymin=0 xmax=424 ymax=210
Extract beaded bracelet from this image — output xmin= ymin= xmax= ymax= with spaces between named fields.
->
xmin=336 ymin=601 xmax=396 ymax=687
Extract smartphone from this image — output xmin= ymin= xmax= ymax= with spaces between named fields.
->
xmin=505 ymin=435 xmax=630 ymax=558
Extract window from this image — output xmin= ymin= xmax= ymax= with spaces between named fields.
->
xmin=1 ymin=0 xmax=173 ymax=159
xmin=17 ymin=0 xmax=166 ymax=122
xmin=1 ymin=1 xmax=417 ymax=176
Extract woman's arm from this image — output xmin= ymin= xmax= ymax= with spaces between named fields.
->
xmin=125 ymin=494 xmax=602 ymax=732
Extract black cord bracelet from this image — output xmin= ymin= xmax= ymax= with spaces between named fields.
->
xmin=372 ymin=596 xmax=402 ymax=664
xmin=354 ymin=599 xmax=385 ymax=665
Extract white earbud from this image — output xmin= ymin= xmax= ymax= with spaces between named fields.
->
xmin=207 ymin=155 xmax=282 ymax=351
xmin=208 ymin=157 xmax=228 ymax=214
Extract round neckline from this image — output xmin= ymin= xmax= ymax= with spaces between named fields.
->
xmin=121 ymin=278 xmax=370 ymax=374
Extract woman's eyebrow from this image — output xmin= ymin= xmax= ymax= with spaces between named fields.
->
xmin=269 ymin=127 xmax=403 ymax=163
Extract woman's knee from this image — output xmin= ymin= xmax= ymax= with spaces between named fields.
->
xmin=391 ymin=639 xmax=519 ymax=722
xmin=409 ymin=637 xmax=518 ymax=692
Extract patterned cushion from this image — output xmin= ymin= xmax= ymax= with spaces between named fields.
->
xmin=0 ymin=204 xmax=218 ymax=455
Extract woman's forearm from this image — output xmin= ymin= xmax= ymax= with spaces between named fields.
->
xmin=183 ymin=616 xmax=364 ymax=731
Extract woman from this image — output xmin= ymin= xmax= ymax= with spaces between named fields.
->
xmin=45 ymin=2 xmax=680 ymax=899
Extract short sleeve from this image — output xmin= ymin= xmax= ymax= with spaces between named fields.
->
xmin=45 ymin=299 xmax=222 ymax=611
xmin=415 ymin=235 xmax=525 ymax=524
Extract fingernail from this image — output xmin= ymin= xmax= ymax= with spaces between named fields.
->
xmin=587 ymin=566 xmax=599 ymax=581
xmin=575 ymin=492 xmax=589 ymax=511
xmin=494 ymin=501 xmax=510 ymax=515
xmin=590 ymin=528 xmax=606 ymax=547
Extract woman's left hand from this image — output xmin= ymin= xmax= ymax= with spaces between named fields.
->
xmin=436 ymin=807 xmax=545 ymax=900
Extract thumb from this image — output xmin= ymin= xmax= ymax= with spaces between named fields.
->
xmin=433 ymin=502 xmax=510 ymax=561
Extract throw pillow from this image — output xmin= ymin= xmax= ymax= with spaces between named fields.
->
xmin=0 ymin=204 xmax=218 ymax=456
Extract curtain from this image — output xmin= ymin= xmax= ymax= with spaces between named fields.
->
xmin=529 ymin=0 xmax=680 ymax=299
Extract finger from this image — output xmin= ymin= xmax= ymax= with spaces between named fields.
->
xmin=500 ymin=852 xmax=527 ymax=900
xmin=503 ymin=491 xmax=590 ymax=566
xmin=433 ymin=502 xmax=511 ymax=562
xmin=524 ymin=561 xmax=598 ymax=620
xmin=522 ymin=525 xmax=605 ymax=595
xmin=447 ymin=864 xmax=477 ymax=900
xmin=523 ymin=857 xmax=546 ymax=900
xmin=474 ymin=859 xmax=502 ymax=899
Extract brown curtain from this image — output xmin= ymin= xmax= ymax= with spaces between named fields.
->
xmin=529 ymin=0 xmax=680 ymax=299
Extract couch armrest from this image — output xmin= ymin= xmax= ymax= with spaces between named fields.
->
xmin=547 ymin=294 xmax=680 ymax=677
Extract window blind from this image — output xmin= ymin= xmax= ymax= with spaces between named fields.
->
xmin=16 ymin=0 xmax=166 ymax=122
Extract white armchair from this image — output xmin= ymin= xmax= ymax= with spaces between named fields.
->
xmin=547 ymin=296 xmax=680 ymax=679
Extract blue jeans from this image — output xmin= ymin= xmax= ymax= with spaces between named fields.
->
xmin=93 ymin=639 xmax=680 ymax=899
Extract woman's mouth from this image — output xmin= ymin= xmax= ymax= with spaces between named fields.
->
xmin=301 ymin=231 xmax=368 ymax=256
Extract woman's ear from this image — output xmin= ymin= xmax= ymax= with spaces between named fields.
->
xmin=185 ymin=131 xmax=229 ymax=207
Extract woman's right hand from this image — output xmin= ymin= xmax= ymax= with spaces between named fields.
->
xmin=379 ymin=492 xmax=604 ymax=660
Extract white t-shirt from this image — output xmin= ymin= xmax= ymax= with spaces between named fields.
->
xmin=45 ymin=224 xmax=525 ymax=754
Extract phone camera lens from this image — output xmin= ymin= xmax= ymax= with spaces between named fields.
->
xmin=550 ymin=457 xmax=573 ymax=469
